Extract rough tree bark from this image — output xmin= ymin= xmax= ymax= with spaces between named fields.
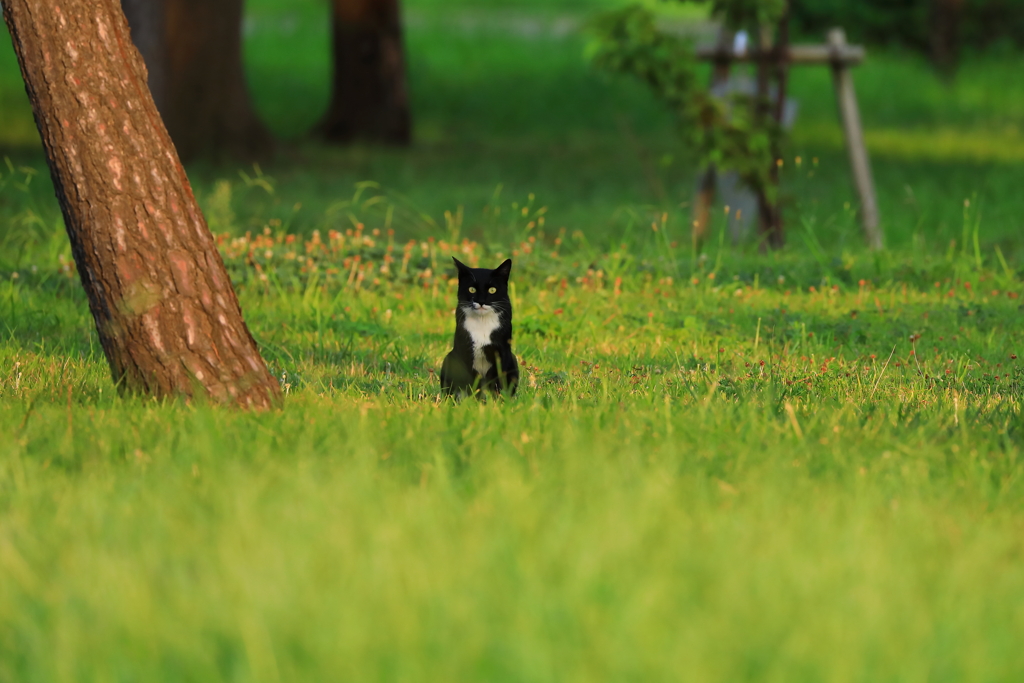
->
xmin=319 ymin=0 xmax=411 ymax=145
xmin=3 ymin=0 xmax=282 ymax=409
xmin=120 ymin=0 xmax=272 ymax=162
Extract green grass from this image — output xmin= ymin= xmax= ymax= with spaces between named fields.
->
xmin=2 ymin=0 xmax=1024 ymax=680
xmin=2 ymin=221 xmax=1023 ymax=680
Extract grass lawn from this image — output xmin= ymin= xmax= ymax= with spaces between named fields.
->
xmin=1 ymin=0 xmax=1024 ymax=680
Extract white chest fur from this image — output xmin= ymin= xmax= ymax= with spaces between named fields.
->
xmin=461 ymin=308 xmax=501 ymax=376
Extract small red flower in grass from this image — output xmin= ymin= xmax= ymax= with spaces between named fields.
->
xmin=1012 ymin=354 xmax=1018 ymax=360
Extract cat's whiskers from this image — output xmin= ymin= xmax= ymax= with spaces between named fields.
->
xmin=462 ymin=304 xmax=499 ymax=317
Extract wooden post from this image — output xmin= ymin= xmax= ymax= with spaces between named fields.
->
xmin=693 ymin=168 xmax=716 ymax=249
xmin=692 ymin=29 xmax=733 ymax=250
xmin=753 ymin=22 xmax=777 ymax=251
xmin=828 ymin=28 xmax=883 ymax=250
xmin=763 ymin=11 xmax=791 ymax=251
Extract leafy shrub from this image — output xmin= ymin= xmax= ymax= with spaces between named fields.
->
xmin=791 ymin=0 xmax=1024 ymax=55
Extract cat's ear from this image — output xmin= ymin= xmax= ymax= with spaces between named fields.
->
xmin=493 ymin=259 xmax=512 ymax=280
xmin=452 ymin=257 xmax=472 ymax=276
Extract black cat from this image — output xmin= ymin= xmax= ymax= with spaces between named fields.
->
xmin=441 ymin=257 xmax=519 ymax=397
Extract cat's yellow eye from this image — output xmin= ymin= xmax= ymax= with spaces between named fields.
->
xmin=468 ymin=287 xmax=476 ymax=293
xmin=488 ymin=287 xmax=497 ymax=294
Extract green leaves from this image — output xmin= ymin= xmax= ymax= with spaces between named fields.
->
xmin=708 ymin=0 xmax=788 ymax=29
xmin=588 ymin=5 xmax=699 ymax=112
xmin=589 ymin=2 xmax=785 ymax=201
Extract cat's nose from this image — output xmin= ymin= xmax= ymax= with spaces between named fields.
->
xmin=471 ymin=302 xmax=483 ymax=310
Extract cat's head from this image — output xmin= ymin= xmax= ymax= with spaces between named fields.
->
xmin=453 ymin=257 xmax=512 ymax=317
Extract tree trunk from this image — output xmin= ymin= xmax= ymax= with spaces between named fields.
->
xmin=930 ymin=0 xmax=965 ymax=76
xmin=121 ymin=0 xmax=167 ymax=113
xmin=765 ymin=10 xmax=790 ymax=250
xmin=165 ymin=0 xmax=272 ymax=161
xmin=3 ymin=0 xmax=282 ymax=409
xmin=319 ymin=0 xmax=411 ymax=145
xmin=754 ymin=22 xmax=785 ymax=251
xmin=120 ymin=0 xmax=272 ymax=162
xmin=692 ymin=167 xmax=716 ymax=251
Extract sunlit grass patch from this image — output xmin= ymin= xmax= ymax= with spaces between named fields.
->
xmin=797 ymin=122 xmax=1024 ymax=164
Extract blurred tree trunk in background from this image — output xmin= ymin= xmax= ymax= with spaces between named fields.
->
xmin=3 ymin=0 xmax=282 ymax=409
xmin=930 ymin=0 xmax=965 ymax=75
xmin=319 ymin=0 xmax=411 ymax=145
xmin=121 ymin=0 xmax=167 ymax=113
xmin=121 ymin=0 xmax=272 ymax=161
xmin=163 ymin=0 xmax=272 ymax=160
